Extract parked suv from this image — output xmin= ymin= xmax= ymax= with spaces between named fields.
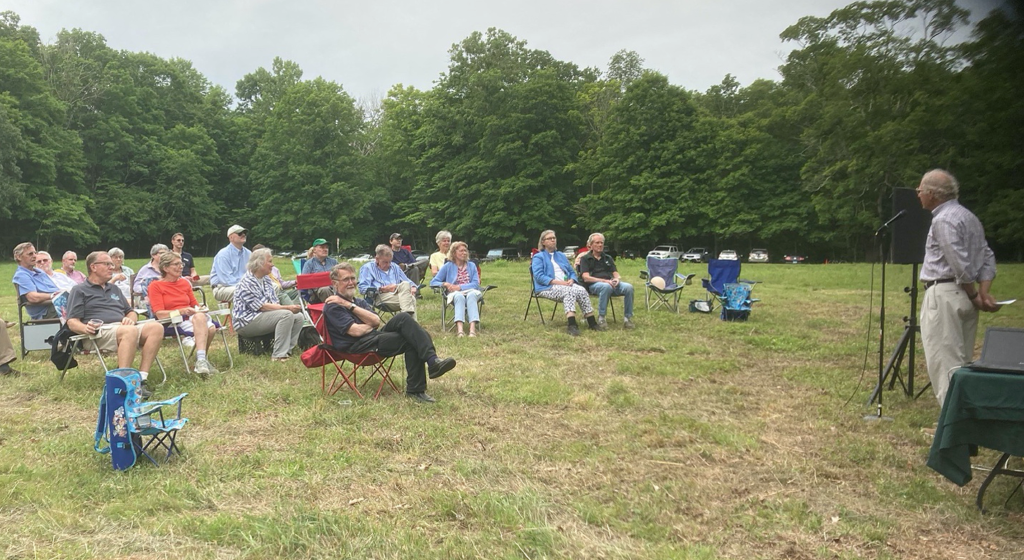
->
xmin=647 ymin=245 xmax=681 ymax=260
xmin=681 ymin=247 xmax=709 ymax=262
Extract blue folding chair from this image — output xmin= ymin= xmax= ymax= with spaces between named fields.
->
xmin=644 ymin=257 xmax=695 ymax=312
xmin=717 ymin=282 xmax=760 ymax=321
xmin=701 ymin=259 xmax=741 ymax=311
xmin=94 ymin=368 xmax=188 ymax=470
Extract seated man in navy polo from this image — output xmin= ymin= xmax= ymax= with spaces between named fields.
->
xmin=388 ymin=233 xmax=427 ymax=285
xmin=12 ymin=242 xmax=61 ymax=320
xmin=66 ymin=251 xmax=164 ymax=396
xmin=579 ymin=232 xmax=635 ymax=330
xmin=300 ymin=237 xmax=337 ymax=303
xmin=358 ymin=244 xmax=418 ymax=316
xmin=323 ymin=263 xmax=456 ymax=403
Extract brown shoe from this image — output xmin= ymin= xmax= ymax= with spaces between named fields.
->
xmin=0 ymin=362 xmax=20 ymax=376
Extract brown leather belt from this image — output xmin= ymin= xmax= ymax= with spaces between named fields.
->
xmin=924 ymin=278 xmax=955 ymax=290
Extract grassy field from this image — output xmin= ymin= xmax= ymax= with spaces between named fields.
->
xmin=1 ymin=257 xmax=1023 ymax=559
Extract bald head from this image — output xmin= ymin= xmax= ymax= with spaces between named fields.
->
xmin=919 ymin=169 xmax=959 ymax=202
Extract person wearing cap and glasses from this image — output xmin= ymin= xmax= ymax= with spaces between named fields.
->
xmin=301 ymin=238 xmax=338 ymax=303
xmin=210 ymin=225 xmax=252 ymax=302
xmin=389 ymin=233 xmax=428 ymax=285
xmin=916 ymin=169 xmax=1001 ymax=406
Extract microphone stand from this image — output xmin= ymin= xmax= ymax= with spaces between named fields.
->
xmin=865 ymin=214 xmax=901 ymax=422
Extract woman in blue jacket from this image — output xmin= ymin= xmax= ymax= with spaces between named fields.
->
xmin=531 ymin=230 xmax=596 ymax=336
xmin=431 ymin=241 xmax=482 ymax=337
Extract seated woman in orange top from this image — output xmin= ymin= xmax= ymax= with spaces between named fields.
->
xmin=147 ymin=251 xmax=218 ymax=375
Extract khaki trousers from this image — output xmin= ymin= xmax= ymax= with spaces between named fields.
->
xmin=0 ymin=320 xmax=15 ymax=367
xmin=375 ymin=283 xmax=417 ymax=315
xmin=920 ymin=282 xmax=978 ymax=406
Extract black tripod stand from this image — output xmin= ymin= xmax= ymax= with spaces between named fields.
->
xmin=868 ymin=263 xmax=921 ymax=405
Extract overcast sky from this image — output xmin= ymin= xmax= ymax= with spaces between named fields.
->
xmin=3 ymin=0 xmax=1007 ymax=104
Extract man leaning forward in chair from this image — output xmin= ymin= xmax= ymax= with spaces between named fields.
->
xmin=66 ymin=252 xmax=163 ymax=397
xmin=358 ymin=244 xmax=418 ymax=317
xmin=324 ymin=263 xmax=456 ymax=403
xmin=580 ymin=233 xmax=635 ymax=330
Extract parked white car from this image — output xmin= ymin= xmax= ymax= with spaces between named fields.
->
xmin=647 ymin=245 xmax=681 ymax=260
xmin=748 ymin=249 xmax=769 ymax=263
xmin=718 ymin=250 xmax=738 ymax=261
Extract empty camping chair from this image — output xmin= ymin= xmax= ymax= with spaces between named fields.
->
xmin=644 ymin=256 xmax=695 ymax=312
xmin=701 ymin=258 xmax=741 ymax=312
xmin=297 ymin=272 xmax=399 ymax=400
xmin=717 ymin=282 xmax=760 ymax=321
xmin=94 ymin=368 xmax=188 ymax=470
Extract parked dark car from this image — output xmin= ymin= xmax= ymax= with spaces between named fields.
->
xmin=783 ymin=254 xmax=806 ymax=264
xmin=481 ymin=247 xmax=521 ymax=262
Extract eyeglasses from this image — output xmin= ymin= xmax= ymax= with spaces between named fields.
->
xmin=169 ymin=262 xmax=183 ymax=267
xmin=338 ymin=276 xmax=357 ymax=283
xmin=93 ymin=261 xmax=115 ymax=267
xmin=543 ymin=236 xmax=556 ymax=241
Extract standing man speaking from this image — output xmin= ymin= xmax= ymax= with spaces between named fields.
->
xmin=917 ymin=169 xmax=1000 ymax=406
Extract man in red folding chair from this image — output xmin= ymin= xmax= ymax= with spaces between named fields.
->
xmin=322 ymin=263 xmax=456 ymax=403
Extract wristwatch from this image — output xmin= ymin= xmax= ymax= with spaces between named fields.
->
xmin=348 ymin=303 xmax=357 ymax=311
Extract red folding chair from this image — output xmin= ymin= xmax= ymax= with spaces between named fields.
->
xmin=296 ymin=273 xmax=398 ymax=400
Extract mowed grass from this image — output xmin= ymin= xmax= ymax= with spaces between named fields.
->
xmin=2 ymin=257 xmax=1023 ymax=559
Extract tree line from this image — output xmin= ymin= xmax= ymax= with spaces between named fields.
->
xmin=1 ymin=0 xmax=1020 ymax=262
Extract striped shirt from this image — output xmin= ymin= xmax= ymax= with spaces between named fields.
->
xmin=231 ymin=272 xmax=279 ymax=330
xmin=920 ymin=199 xmax=996 ymax=284
xmin=358 ymin=260 xmax=413 ymax=294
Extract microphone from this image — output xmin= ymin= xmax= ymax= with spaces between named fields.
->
xmin=875 ymin=209 xmax=906 ymax=236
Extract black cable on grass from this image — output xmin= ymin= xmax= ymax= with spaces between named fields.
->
xmin=843 ymin=260 xmax=876 ymax=407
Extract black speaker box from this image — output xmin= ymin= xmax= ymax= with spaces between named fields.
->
xmin=890 ymin=187 xmax=931 ymax=264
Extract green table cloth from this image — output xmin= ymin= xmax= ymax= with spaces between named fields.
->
xmin=927 ymin=368 xmax=1024 ymax=485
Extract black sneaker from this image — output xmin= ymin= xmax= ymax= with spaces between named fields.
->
xmin=428 ymin=357 xmax=456 ymax=379
xmin=567 ymin=324 xmax=581 ymax=337
xmin=0 ymin=362 xmax=20 ymax=376
xmin=138 ymin=382 xmax=153 ymax=399
xmin=406 ymin=392 xmax=436 ymax=403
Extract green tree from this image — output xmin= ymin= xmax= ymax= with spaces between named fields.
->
xmin=575 ymin=72 xmax=702 ymax=247
xmin=779 ymin=0 xmax=970 ymax=256
xmin=249 ymin=78 xmax=368 ymax=250
xmin=415 ymin=28 xmax=593 ymax=249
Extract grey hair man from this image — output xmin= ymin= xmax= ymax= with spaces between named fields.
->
xmin=66 ymin=251 xmax=164 ymax=396
xmin=357 ymin=244 xmax=418 ymax=316
xmin=917 ymin=169 xmax=1000 ymax=406
xmin=579 ymin=232 xmax=635 ymax=330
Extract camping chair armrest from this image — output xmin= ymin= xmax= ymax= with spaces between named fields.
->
xmin=130 ymin=393 xmax=187 ymax=417
xmin=738 ymin=279 xmax=761 ymax=285
xmin=639 ymin=269 xmax=649 ymax=280
xmin=674 ymin=273 xmax=696 ymax=286
xmin=482 ymin=285 xmax=498 ymax=293
xmin=749 ymin=298 xmax=761 ymax=303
